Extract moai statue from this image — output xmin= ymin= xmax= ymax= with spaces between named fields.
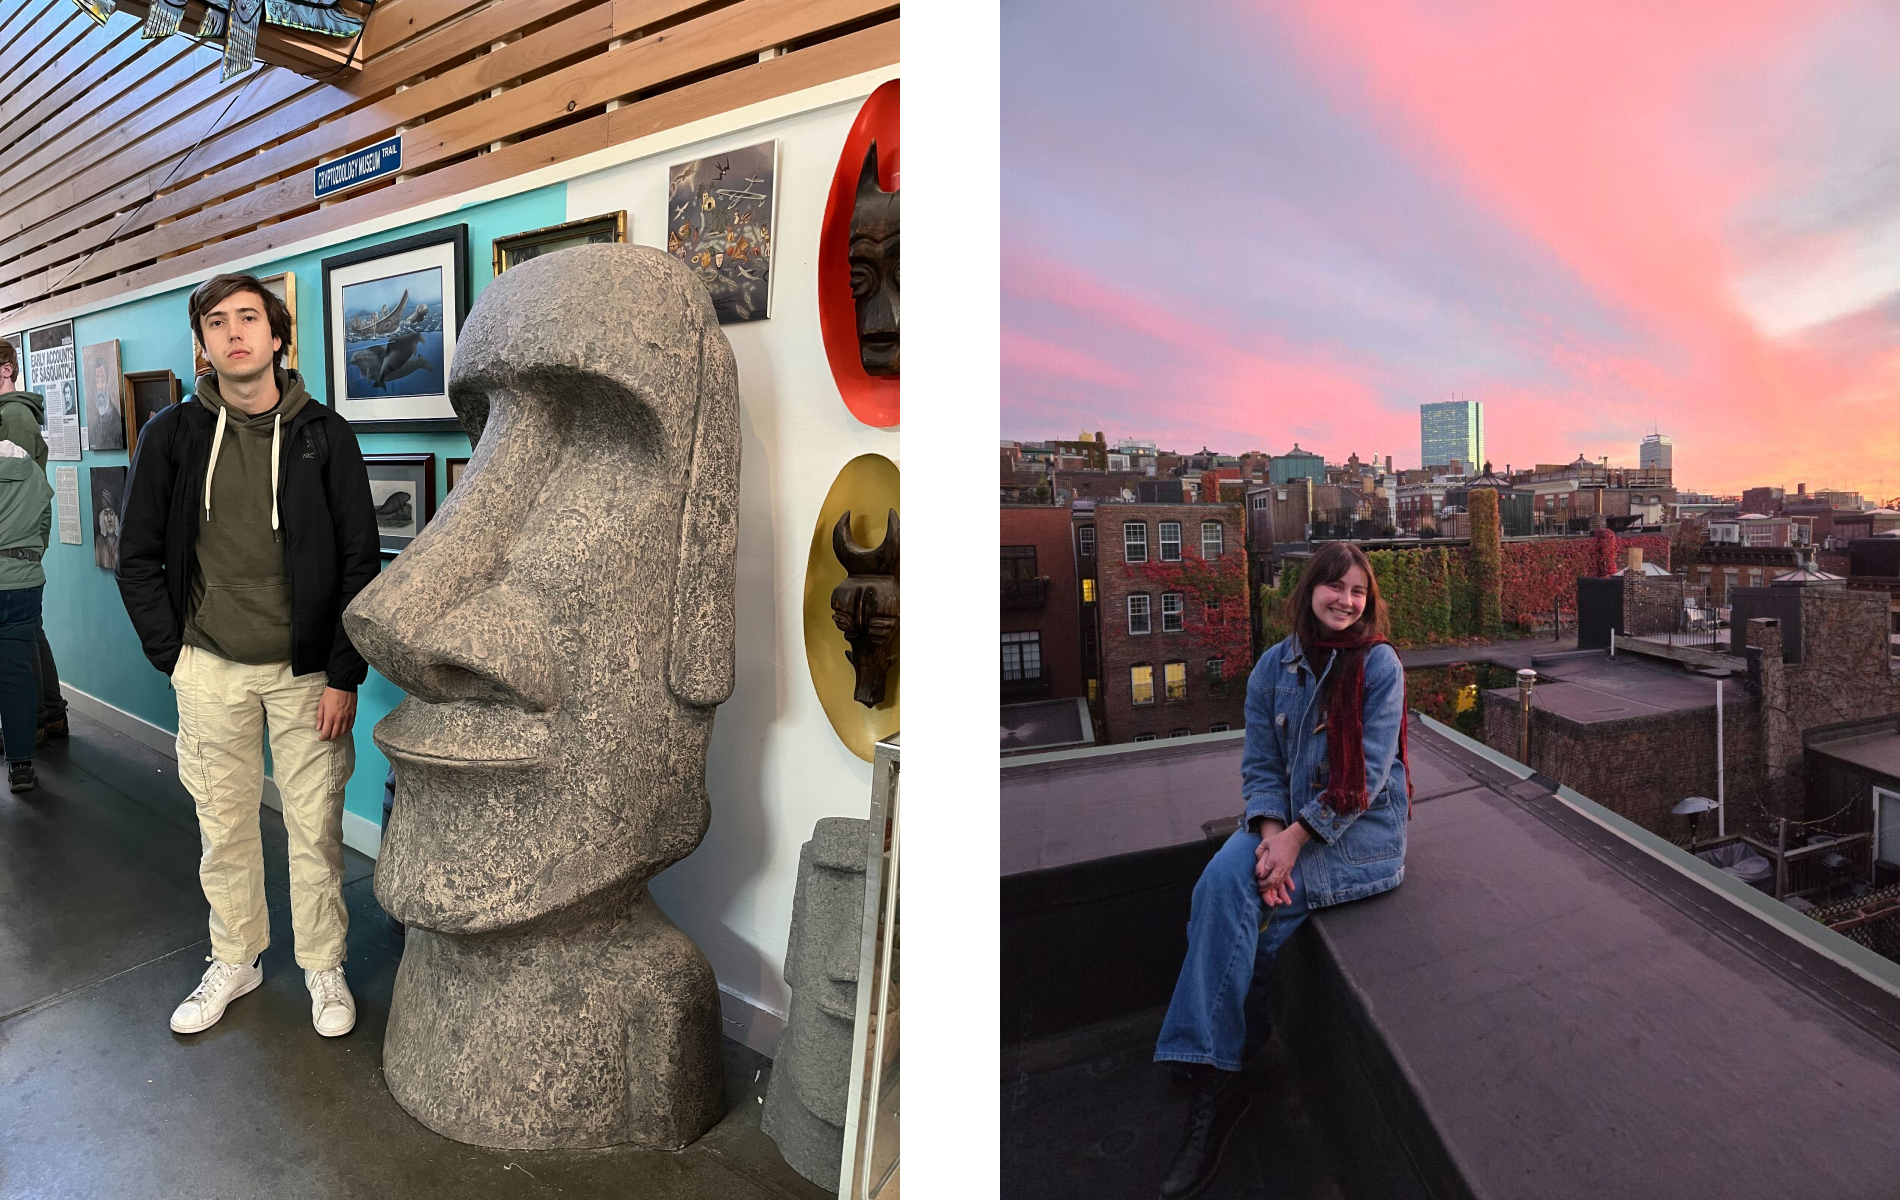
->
xmin=761 ymin=817 xmax=872 ymax=1190
xmin=343 ymin=244 xmax=740 ymax=1150
xmin=848 ymin=140 xmax=899 ymax=377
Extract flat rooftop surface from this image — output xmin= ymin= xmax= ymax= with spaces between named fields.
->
xmin=1811 ymin=727 xmax=1900 ymax=781
xmin=1000 ymin=716 xmax=1479 ymax=874
xmin=1000 ymin=697 xmax=1090 ymax=753
xmin=1489 ymin=652 xmax=1726 ymax=725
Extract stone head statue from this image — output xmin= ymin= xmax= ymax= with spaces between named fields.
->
xmin=831 ymin=508 xmax=898 ymax=708
xmin=760 ymin=817 xmax=872 ymax=1190
xmin=849 ymin=140 xmax=899 ymax=377
xmin=342 ymin=244 xmax=739 ymax=1151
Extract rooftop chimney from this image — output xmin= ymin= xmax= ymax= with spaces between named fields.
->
xmin=1627 ymin=547 xmax=1643 ymax=573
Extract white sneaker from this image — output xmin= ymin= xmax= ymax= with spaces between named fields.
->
xmin=170 ymin=955 xmax=263 ymax=1033
xmin=305 ymin=966 xmax=356 ymax=1037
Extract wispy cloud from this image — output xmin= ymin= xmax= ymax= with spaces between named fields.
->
xmin=1003 ymin=0 xmax=1900 ymax=499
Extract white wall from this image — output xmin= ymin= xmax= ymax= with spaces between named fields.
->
xmin=565 ymin=87 xmax=899 ymax=1040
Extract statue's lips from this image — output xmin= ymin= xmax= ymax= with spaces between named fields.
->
xmin=373 ymin=696 xmax=551 ymax=768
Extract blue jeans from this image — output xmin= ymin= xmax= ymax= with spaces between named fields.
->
xmin=1154 ymin=827 xmax=1311 ymax=1071
xmin=0 ymin=585 xmax=43 ymax=763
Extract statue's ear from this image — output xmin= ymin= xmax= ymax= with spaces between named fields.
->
xmin=666 ymin=323 xmax=741 ymax=707
xmin=857 ymin=140 xmax=883 ymax=200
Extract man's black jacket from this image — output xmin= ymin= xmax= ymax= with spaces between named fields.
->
xmin=116 ymin=379 xmax=380 ymax=690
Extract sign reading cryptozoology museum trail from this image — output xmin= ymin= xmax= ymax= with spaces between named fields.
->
xmin=25 ymin=321 xmax=81 ymax=462
xmin=314 ymin=135 xmax=403 ymax=201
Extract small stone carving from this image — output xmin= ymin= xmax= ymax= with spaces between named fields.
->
xmin=761 ymin=817 xmax=871 ymax=1191
xmin=342 ymin=244 xmax=740 ymax=1150
xmin=831 ymin=509 xmax=898 ymax=708
xmin=848 ymin=142 xmax=899 ymax=377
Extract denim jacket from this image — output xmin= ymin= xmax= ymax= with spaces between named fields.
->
xmin=1240 ymin=633 xmax=1408 ymax=908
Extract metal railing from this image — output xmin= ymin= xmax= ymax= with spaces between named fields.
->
xmin=1001 ymin=578 xmax=1050 ymax=609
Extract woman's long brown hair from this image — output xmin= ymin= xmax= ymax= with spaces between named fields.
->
xmin=1285 ymin=541 xmax=1389 ymax=650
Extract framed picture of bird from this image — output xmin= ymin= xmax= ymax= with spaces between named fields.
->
xmin=321 ymin=224 xmax=468 ymax=432
xmin=362 ymin=453 xmax=436 ymax=556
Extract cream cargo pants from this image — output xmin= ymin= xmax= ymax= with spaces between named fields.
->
xmin=173 ymin=644 xmax=354 ymax=970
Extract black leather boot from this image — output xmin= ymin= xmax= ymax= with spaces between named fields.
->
xmin=1158 ymin=1066 xmax=1250 ymax=1199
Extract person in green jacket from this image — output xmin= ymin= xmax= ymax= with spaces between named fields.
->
xmin=0 ymin=338 xmax=52 ymax=792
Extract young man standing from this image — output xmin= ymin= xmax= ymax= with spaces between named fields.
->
xmin=117 ymin=274 xmax=379 ymax=1037
xmin=0 ymin=340 xmax=51 ymax=791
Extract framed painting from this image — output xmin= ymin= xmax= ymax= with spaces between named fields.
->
xmin=446 ymin=456 xmax=469 ymax=491
xmin=123 ymin=369 xmax=181 ymax=458
xmin=90 ymin=466 xmax=126 ymax=570
xmin=82 ymin=339 xmax=126 ymax=452
xmin=322 ymin=226 xmax=468 ymax=432
xmin=492 ymin=211 xmax=627 ymax=276
xmin=193 ymin=271 xmax=298 ymax=379
xmin=363 ymin=452 xmax=435 ymax=556
xmin=666 ymin=140 xmax=778 ymax=323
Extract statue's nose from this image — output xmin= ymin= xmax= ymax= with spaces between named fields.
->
xmin=346 ymin=579 xmax=561 ymax=712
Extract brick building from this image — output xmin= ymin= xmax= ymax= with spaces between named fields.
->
xmin=1094 ymin=501 xmax=1249 ymax=743
xmin=1685 ymin=545 xmax=1801 ymax=605
xmin=1001 ymin=504 xmax=1087 ymax=707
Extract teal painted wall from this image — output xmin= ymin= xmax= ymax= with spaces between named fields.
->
xmin=44 ymin=183 xmax=567 ymax=827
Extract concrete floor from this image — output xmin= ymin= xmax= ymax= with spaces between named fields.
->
xmin=0 ymin=710 xmax=827 ymax=1200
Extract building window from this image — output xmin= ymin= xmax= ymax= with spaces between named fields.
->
xmin=1087 ymin=678 xmax=1099 ymax=701
xmin=1201 ymin=521 xmax=1224 ymax=559
xmin=1210 ymin=723 xmax=1231 ymax=733
xmin=1131 ymin=664 xmax=1155 ymax=706
xmin=1122 ymin=521 xmax=1148 ymax=563
xmin=1080 ymin=619 xmax=1098 ymax=663
xmin=1081 ymin=577 xmax=1097 ymax=604
xmin=1207 ymin=658 xmax=1226 ymax=692
xmin=1170 ymin=728 xmax=1193 ymax=738
xmin=1001 ymin=545 xmax=1037 ymax=583
xmin=1128 ymin=593 xmax=1151 ymax=635
xmin=1133 ymin=733 xmax=1158 ymax=742
xmin=1164 ymin=661 xmax=1187 ymax=702
xmin=1251 ymin=494 xmax=1268 ymax=511
xmin=1204 ymin=599 xmax=1223 ymax=626
xmin=1748 ymin=569 xmax=1764 ymax=587
xmin=1001 ymin=631 xmax=1042 ymax=681
xmin=1161 ymin=592 xmax=1184 ymax=632
xmin=1159 ymin=521 xmax=1182 ymax=561
xmin=1078 ymin=525 xmax=1096 ymax=556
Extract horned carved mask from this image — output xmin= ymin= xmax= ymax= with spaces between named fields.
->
xmin=830 ymin=508 xmax=899 ymax=707
xmin=849 ymin=141 xmax=899 ymax=378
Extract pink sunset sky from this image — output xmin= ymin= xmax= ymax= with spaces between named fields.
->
xmin=1001 ymin=1 xmax=1900 ymax=501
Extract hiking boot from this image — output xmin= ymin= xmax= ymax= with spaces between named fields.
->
xmin=1158 ymin=1067 xmax=1251 ymax=1200
xmin=170 ymin=956 xmax=263 ymax=1033
xmin=8 ymin=760 xmax=35 ymax=792
xmin=306 ymin=966 xmax=356 ymax=1037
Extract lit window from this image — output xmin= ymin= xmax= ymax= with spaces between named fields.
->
xmin=1128 ymin=594 xmax=1152 ymax=635
xmin=1165 ymin=661 xmax=1187 ymax=701
xmin=1000 ymin=631 xmax=1041 ymax=682
xmin=1159 ymin=522 xmax=1182 ymax=561
xmin=1161 ymin=592 xmax=1184 ymax=632
xmin=1087 ymin=678 xmax=1099 ymax=701
xmin=1078 ymin=526 xmax=1096 ymax=556
xmin=1201 ymin=522 xmax=1224 ymax=559
xmin=1081 ymin=577 xmax=1097 ymax=604
xmin=1131 ymin=664 xmax=1154 ymax=706
xmin=1123 ymin=522 xmax=1147 ymax=563
xmin=1210 ymin=723 xmax=1231 ymax=733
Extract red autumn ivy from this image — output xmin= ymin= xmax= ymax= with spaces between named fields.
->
xmin=1127 ymin=549 xmax=1253 ymax=679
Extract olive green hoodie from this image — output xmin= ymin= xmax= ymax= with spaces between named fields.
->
xmin=0 ymin=390 xmax=51 ymax=591
xmin=181 ymin=369 xmax=312 ymax=664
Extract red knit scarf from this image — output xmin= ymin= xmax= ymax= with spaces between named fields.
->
xmin=1309 ymin=633 xmax=1412 ymax=818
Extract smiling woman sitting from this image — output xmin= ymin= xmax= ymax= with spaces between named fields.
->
xmin=1151 ymin=540 xmax=1412 ymax=1200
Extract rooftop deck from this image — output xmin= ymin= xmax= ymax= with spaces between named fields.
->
xmin=1003 ymin=715 xmax=1900 ymax=1198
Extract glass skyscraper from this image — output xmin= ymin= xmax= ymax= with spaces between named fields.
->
xmin=1640 ymin=433 xmax=1672 ymax=470
xmin=1420 ymin=400 xmax=1483 ymax=473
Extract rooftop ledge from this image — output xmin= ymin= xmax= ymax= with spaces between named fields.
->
xmin=1003 ymin=716 xmax=1900 ymax=1198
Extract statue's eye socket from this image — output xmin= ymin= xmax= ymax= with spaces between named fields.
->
xmin=850 ymin=262 xmax=876 ymax=298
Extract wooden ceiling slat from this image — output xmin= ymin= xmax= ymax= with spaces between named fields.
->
xmin=354 ymin=0 xmax=608 ymax=94
xmin=0 ymin=32 xmax=201 ymax=180
xmin=358 ymin=0 xmax=494 ymax=60
xmin=0 ymin=5 xmax=87 ymax=100
xmin=0 ymin=0 xmax=60 ymax=67
xmin=0 ymin=12 xmax=142 ymax=148
xmin=3 ymin=16 xmax=894 ymax=325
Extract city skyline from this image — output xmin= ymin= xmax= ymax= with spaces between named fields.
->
xmin=1002 ymin=1 xmax=1900 ymax=502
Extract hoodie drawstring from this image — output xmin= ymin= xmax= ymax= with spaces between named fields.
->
xmin=269 ymin=412 xmax=281 ymax=535
xmin=203 ymin=406 xmax=229 ymax=519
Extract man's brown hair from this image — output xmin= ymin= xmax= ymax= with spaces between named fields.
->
xmin=189 ymin=273 xmax=293 ymax=367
